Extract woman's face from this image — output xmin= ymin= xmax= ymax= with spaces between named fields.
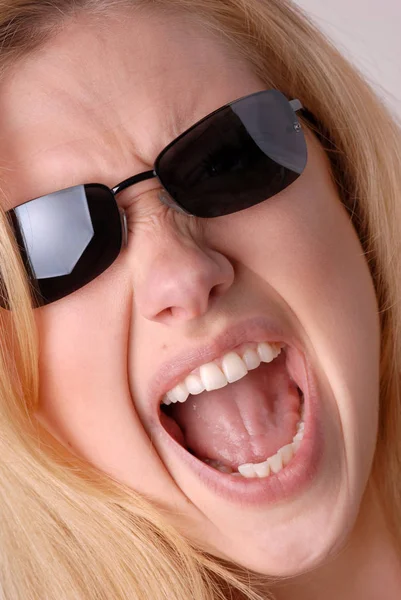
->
xmin=0 ymin=8 xmax=380 ymax=576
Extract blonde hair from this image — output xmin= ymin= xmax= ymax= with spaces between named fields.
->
xmin=0 ymin=1 xmax=400 ymax=598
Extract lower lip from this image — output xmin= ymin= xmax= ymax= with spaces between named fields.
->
xmin=158 ymin=343 xmax=324 ymax=506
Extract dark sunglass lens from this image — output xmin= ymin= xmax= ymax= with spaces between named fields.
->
xmin=155 ymin=89 xmax=307 ymax=218
xmin=6 ymin=184 xmax=122 ymax=307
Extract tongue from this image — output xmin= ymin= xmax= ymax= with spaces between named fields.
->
xmin=169 ymin=350 xmax=301 ymax=469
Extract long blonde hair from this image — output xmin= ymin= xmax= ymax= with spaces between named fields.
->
xmin=0 ymin=1 xmax=400 ymax=598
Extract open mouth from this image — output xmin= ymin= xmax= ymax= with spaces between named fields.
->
xmin=159 ymin=342 xmax=305 ymax=479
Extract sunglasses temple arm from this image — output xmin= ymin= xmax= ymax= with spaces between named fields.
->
xmin=290 ymin=99 xmax=303 ymax=112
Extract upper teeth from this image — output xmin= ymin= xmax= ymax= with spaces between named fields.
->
xmin=162 ymin=342 xmax=282 ymax=405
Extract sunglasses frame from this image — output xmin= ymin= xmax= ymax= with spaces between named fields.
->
xmin=111 ymin=93 xmax=304 ymax=217
xmin=4 ymin=89 xmax=307 ymax=308
xmin=7 ymin=89 xmax=305 ymax=231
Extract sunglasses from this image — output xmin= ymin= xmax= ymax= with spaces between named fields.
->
xmin=3 ymin=88 xmax=307 ymax=309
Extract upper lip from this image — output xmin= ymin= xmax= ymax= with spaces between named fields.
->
xmin=147 ymin=315 xmax=304 ymax=414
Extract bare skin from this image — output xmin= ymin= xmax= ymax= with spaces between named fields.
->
xmin=273 ymin=481 xmax=401 ymax=599
xmin=0 ymin=6 xmax=400 ymax=598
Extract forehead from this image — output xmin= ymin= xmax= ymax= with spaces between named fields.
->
xmin=0 ymin=9 xmax=264 ymax=208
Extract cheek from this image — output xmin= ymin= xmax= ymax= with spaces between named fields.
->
xmin=32 ymin=266 xmax=140 ymax=473
xmin=34 ymin=264 xmax=130 ymax=378
xmin=207 ymin=163 xmax=380 ymax=491
xmin=33 ymin=268 xmax=132 ymax=438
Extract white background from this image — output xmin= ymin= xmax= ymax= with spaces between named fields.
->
xmin=294 ymin=0 xmax=401 ymax=121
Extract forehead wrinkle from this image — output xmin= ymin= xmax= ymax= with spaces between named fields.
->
xmin=0 ymin=4 xmax=248 ymax=156
xmin=0 ymin=80 xmax=202 ymax=210
xmin=24 ymin=62 xmax=202 ymax=166
xmin=0 ymin=9 xmax=259 ymax=210
xmin=1 ymin=76 xmax=162 ymax=196
xmin=16 ymin=9 xmax=245 ymax=153
xmin=1 ymin=58 xmax=148 ymax=169
xmin=0 ymin=89 xmax=199 ymax=211
xmin=0 ymin=135 xmax=144 ymax=209
xmin=14 ymin=15 xmax=212 ymax=143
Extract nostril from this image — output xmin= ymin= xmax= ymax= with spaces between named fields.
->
xmin=211 ymin=283 xmax=219 ymax=295
xmin=156 ymin=306 xmax=174 ymax=322
xmin=209 ymin=283 xmax=223 ymax=301
xmin=210 ymin=274 xmax=234 ymax=299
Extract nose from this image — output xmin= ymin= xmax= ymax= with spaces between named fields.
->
xmin=132 ymin=218 xmax=235 ymax=324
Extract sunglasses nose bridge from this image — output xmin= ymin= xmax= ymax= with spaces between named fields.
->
xmin=158 ymin=189 xmax=194 ymax=216
xmin=118 ymin=188 xmax=192 ymax=251
xmin=119 ymin=207 xmax=128 ymax=247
